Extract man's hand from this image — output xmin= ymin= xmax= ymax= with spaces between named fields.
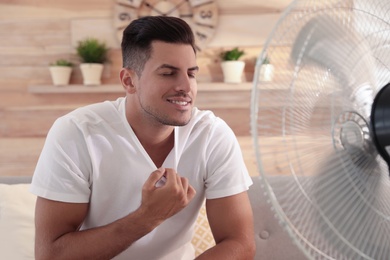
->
xmin=140 ymin=168 xmax=196 ymax=223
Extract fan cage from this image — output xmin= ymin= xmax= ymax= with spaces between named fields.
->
xmin=251 ymin=0 xmax=390 ymax=259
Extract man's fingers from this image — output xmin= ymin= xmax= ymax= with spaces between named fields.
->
xmin=147 ymin=168 xmax=166 ymax=187
xmin=164 ymin=168 xmax=178 ymax=186
xmin=180 ymin=176 xmax=190 ymax=192
xmin=178 ymin=177 xmax=196 ymax=201
xmin=155 ymin=168 xmax=196 ymax=201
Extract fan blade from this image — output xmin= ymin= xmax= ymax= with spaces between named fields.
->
xmin=312 ymin=147 xmax=390 ymax=259
xmin=291 ymin=14 xmax=377 ymax=118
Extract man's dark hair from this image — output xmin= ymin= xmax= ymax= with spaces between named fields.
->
xmin=121 ymin=16 xmax=196 ymax=76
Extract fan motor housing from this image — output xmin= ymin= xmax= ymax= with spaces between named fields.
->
xmin=371 ymin=83 xmax=390 ymax=166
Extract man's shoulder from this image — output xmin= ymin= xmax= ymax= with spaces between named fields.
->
xmin=63 ymin=97 xmax=125 ymax=125
xmin=191 ymin=107 xmax=217 ymax=121
xmin=190 ymin=108 xmax=217 ymax=126
xmin=187 ymin=108 xmax=231 ymax=133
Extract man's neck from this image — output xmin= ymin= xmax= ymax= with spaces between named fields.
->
xmin=135 ymin=126 xmax=175 ymax=168
xmin=126 ymin=111 xmax=175 ymax=168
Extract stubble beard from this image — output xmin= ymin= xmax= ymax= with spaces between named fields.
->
xmin=140 ymin=102 xmax=192 ymax=127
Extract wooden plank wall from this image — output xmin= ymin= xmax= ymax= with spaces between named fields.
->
xmin=0 ymin=0 xmax=292 ymax=176
xmin=0 ymin=0 xmax=290 ymax=137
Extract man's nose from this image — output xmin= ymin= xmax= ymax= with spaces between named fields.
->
xmin=174 ymin=74 xmax=192 ymax=93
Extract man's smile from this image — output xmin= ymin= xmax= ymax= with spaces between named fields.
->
xmin=167 ymin=99 xmax=190 ymax=106
xmin=166 ymin=95 xmax=192 ymax=106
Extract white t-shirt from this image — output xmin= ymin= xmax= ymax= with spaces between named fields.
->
xmin=30 ymin=97 xmax=252 ymax=260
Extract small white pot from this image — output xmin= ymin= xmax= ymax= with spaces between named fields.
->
xmin=259 ymin=64 xmax=274 ymax=82
xmin=49 ymin=66 xmax=72 ymax=86
xmin=80 ymin=63 xmax=104 ymax=85
xmin=221 ymin=61 xmax=246 ymax=84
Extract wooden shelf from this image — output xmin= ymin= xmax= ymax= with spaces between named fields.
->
xmin=28 ymin=82 xmax=253 ymax=94
xmin=29 ymin=84 xmax=123 ymax=94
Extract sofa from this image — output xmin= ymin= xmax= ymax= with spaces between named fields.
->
xmin=0 ymin=175 xmax=307 ymax=259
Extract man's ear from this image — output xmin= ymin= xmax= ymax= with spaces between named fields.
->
xmin=120 ymin=68 xmax=137 ymax=94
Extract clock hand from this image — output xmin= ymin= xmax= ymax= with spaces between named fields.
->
xmin=165 ymin=0 xmax=189 ymax=16
xmin=144 ymin=1 xmax=167 ymax=16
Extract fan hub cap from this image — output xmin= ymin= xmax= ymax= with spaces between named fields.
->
xmin=333 ymin=111 xmax=372 ymax=153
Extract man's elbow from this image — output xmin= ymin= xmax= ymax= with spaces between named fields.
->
xmin=35 ymin=249 xmax=54 ymax=260
xmin=35 ymin=243 xmax=62 ymax=260
xmin=244 ymin=237 xmax=256 ymax=259
xmin=230 ymin=235 xmax=256 ymax=259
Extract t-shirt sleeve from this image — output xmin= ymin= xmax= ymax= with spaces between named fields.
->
xmin=30 ymin=116 xmax=92 ymax=203
xmin=204 ymin=118 xmax=253 ymax=199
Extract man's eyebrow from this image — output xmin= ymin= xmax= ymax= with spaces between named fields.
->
xmin=158 ymin=64 xmax=199 ymax=71
xmin=189 ymin=66 xmax=199 ymax=72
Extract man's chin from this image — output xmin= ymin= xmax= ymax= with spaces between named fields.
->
xmin=165 ymin=119 xmax=191 ymax=127
xmin=163 ymin=114 xmax=192 ymax=127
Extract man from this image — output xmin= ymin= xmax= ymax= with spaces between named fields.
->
xmin=30 ymin=16 xmax=255 ymax=259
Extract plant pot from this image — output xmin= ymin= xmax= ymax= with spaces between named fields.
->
xmin=221 ymin=61 xmax=245 ymax=84
xmin=49 ymin=66 xmax=72 ymax=86
xmin=80 ymin=63 xmax=104 ymax=85
xmin=259 ymin=64 xmax=274 ymax=82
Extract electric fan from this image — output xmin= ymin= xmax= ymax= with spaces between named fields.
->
xmin=251 ymin=0 xmax=390 ymax=259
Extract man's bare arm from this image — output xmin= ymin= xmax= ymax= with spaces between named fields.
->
xmin=34 ymin=168 xmax=196 ymax=260
xmin=196 ymin=191 xmax=256 ymax=260
xmin=35 ymin=197 xmax=159 ymax=260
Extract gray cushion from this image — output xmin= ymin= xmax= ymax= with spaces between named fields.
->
xmin=0 ymin=176 xmax=32 ymax=184
xmin=249 ymin=176 xmax=307 ymax=260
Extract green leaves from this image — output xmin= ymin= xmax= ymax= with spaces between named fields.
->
xmin=220 ymin=47 xmax=245 ymax=61
xmin=76 ymin=38 xmax=108 ymax=64
xmin=50 ymin=59 xmax=73 ymax=67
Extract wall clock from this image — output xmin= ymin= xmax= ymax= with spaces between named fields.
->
xmin=114 ymin=0 xmax=219 ymax=51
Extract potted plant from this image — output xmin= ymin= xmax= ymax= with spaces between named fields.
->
xmin=220 ymin=47 xmax=246 ymax=83
xmin=49 ymin=59 xmax=73 ymax=86
xmin=76 ymin=38 xmax=109 ymax=85
xmin=259 ymin=55 xmax=274 ymax=82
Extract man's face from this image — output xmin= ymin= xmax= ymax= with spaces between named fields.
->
xmin=132 ymin=41 xmax=198 ymax=127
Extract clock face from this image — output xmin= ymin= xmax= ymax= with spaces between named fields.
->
xmin=114 ymin=0 xmax=219 ymax=51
